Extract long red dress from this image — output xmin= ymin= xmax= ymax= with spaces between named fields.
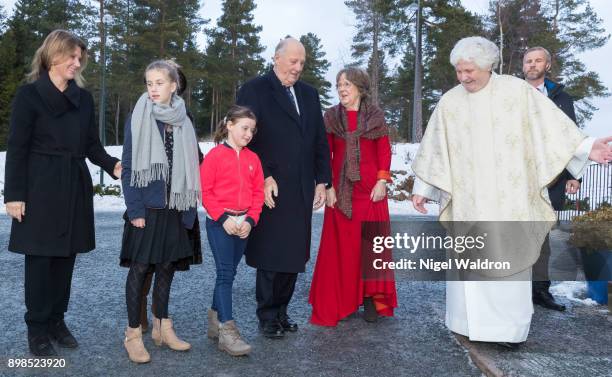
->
xmin=309 ymin=110 xmax=398 ymax=326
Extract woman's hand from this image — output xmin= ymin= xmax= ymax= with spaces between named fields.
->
xmin=131 ymin=218 xmax=145 ymax=228
xmin=113 ymin=161 xmax=122 ymax=179
xmin=237 ymin=221 xmax=252 ymax=239
xmin=370 ymin=180 xmax=387 ymax=202
xmin=6 ymin=201 xmax=25 ymax=222
xmin=326 ymin=187 xmax=337 ymax=208
xmin=222 ymin=218 xmax=239 ymax=235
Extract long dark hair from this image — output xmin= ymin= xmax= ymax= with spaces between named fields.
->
xmin=214 ymin=105 xmax=257 ymax=144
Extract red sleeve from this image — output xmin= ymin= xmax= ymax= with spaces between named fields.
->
xmin=246 ymin=153 xmax=265 ymax=225
xmin=376 ymin=135 xmax=392 ymax=182
xmin=200 ymin=149 xmax=226 ymax=221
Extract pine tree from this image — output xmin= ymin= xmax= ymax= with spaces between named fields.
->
xmin=0 ymin=0 xmax=97 ymax=148
xmin=423 ymin=0 xmax=485 ymax=117
xmin=0 ymin=4 xmax=6 ymax=33
xmin=203 ymin=0 xmax=265 ymax=135
xmin=388 ymin=43 xmax=415 ymax=141
xmin=101 ymin=0 xmax=207 ymax=140
xmin=543 ymin=0 xmax=610 ymax=125
xmin=345 ymin=0 xmax=398 ymax=105
xmin=299 ymin=32 xmax=332 ymax=108
xmin=489 ymin=0 xmax=610 ymax=125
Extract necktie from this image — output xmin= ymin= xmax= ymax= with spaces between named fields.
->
xmin=285 ymin=86 xmax=299 ymax=115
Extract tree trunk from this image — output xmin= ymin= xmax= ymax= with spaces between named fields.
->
xmin=412 ymin=0 xmax=423 ymax=142
xmin=497 ymin=1 xmax=504 ymax=74
xmin=232 ymin=26 xmax=238 ymax=99
xmin=210 ymin=87 xmax=216 ymax=137
xmin=115 ymin=94 xmax=120 ymax=145
xmin=371 ymin=0 xmax=380 ymax=105
xmin=159 ymin=3 xmax=166 ymax=56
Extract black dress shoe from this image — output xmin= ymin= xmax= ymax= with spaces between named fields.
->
xmin=259 ymin=320 xmax=284 ymax=339
xmin=533 ymin=290 xmax=566 ymax=311
xmin=48 ymin=320 xmax=78 ymax=348
xmin=28 ymin=334 xmax=58 ymax=357
xmin=278 ymin=315 xmax=298 ymax=332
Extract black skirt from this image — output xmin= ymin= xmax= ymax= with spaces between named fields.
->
xmin=120 ymin=208 xmax=201 ymax=271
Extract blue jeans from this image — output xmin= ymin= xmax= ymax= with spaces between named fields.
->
xmin=206 ymin=217 xmax=248 ymax=323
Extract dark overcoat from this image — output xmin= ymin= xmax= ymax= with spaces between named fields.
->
xmin=544 ymin=78 xmax=579 ymax=211
xmin=4 ymin=71 xmax=119 ymax=257
xmin=236 ymin=70 xmax=331 ymax=273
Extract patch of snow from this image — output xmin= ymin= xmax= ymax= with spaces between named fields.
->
xmin=550 ymin=281 xmax=599 ymax=306
xmin=1 ymin=142 xmax=428 ymax=216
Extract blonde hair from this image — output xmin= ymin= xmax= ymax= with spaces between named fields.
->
xmin=144 ymin=60 xmax=181 ymax=93
xmin=27 ymin=29 xmax=88 ymax=87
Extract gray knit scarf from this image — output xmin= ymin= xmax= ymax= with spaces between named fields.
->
xmin=130 ymin=92 xmax=200 ymax=211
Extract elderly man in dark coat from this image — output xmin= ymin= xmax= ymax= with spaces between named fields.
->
xmin=236 ymin=37 xmax=331 ymax=338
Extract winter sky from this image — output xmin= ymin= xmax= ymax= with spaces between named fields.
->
xmin=1 ymin=0 xmax=610 ymax=138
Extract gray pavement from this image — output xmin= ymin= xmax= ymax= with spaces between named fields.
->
xmin=0 ymin=212 xmax=609 ymax=377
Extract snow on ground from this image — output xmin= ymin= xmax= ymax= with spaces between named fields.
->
xmin=0 ymin=142 xmax=436 ymax=216
xmin=550 ymin=281 xmax=599 ymax=306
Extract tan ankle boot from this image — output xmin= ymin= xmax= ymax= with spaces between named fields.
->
xmin=152 ymin=318 xmax=191 ymax=351
xmin=207 ymin=309 xmax=220 ymax=339
xmin=218 ymin=320 xmax=251 ymax=356
xmin=124 ymin=326 xmax=150 ymax=364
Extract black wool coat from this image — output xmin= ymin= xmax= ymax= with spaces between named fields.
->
xmin=236 ymin=70 xmax=331 ymax=273
xmin=544 ymin=78 xmax=579 ymax=211
xmin=4 ymin=72 xmax=119 ymax=257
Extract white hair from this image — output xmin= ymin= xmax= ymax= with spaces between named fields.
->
xmin=274 ymin=37 xmax=302 ymax=56
xmin=450 ymin=36 xmax=500 ymax=71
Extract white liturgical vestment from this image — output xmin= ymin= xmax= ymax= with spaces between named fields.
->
xmin=412 ymin=73 xmax=592 ymax=342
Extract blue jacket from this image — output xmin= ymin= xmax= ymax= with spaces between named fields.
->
xmin=543 ymin=78 xmax=580 ymax=211
xmin=121 ymin=114 xmax=198 ymax=229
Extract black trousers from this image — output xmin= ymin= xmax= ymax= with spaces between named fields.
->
xmin=533 ymin=234 xmax=551 ymax=293
xmin=24 ymin=255 xmax=76 ymax=336
xmin=255 ymin=269 xmax=298 ymax=322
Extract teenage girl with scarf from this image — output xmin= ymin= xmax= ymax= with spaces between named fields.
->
xmin=120 ymin=60 xmax=200 ymax=363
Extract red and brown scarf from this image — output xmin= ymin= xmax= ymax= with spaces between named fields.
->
xmin=323 ymin=101 xmax=389 ymax=219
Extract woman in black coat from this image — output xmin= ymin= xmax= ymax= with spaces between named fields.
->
xmin=4 ymin=30 xmax=121 ymax=357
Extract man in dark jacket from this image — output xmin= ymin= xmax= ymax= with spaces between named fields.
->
xmin=236 ymin=37 xmax=331 ymax=338
xmin=523 ymin=46 xmax=580 ymax=311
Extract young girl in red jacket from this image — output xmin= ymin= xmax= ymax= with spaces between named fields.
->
xmin=200 ymin=105 xmax=264 ymax=356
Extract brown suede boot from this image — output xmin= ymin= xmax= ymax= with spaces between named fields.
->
xmin=207 ymin=309 xmax=220 ymax=339
xmin=124 ymin=326 xmax=150 ymax=364
xmin=218 ymin=320 xmax=251 ymax=356
xmin=152 ymin=318 xmax=191 ymax=351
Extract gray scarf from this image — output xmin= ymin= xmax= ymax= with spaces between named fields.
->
xmin=130 ymin=92 xmax=200 ymax=211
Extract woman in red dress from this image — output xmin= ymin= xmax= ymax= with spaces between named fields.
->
xmin=309 ymin=67 xmax=397 ymax=326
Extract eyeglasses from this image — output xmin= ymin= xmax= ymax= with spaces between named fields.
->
xmin=336 ymin=82 xmax=354 ymax=89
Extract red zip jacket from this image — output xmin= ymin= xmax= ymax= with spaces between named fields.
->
xmin=200 ymin=142 xmax=264 ymax=226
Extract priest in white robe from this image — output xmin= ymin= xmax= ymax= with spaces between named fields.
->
xmin=411 ymin=36 xmax=612 ymax=347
